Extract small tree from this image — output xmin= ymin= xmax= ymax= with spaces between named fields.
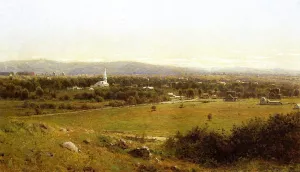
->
xmin=21 ymin=89 xmax=29 ymax=100
xmin=35 ymin=86 xmax=44 ymax=97
xmin=207 ymin=113 xmax=212 ymax=121
xmin=151 ymin=105 xmax=156 ymax=111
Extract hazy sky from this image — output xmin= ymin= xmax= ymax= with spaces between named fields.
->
xmin=0 ymin=0 xmax=300 ymax=69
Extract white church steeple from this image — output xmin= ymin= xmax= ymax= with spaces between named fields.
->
xmin=104 ymin=68 xmax=107 ymax=82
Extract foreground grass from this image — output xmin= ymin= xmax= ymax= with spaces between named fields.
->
xmin=0 ymin=98 xmax=300 ymax=171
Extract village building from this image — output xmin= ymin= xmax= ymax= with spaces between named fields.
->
xmin=201 ymin=93 xmax=210 ymax=99
xmin=92 ymin=68 xmax=109 ymax=87
xmin=67 ymin=86 xmax=83 ymax=90
xmin=211 ymin=95 xmax=217 ymax=99
xmin=143 ymin=86 xmax=154 ymax=90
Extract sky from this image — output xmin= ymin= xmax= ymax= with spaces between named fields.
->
xmin=0 ymin=0 xmax=300 ymax=70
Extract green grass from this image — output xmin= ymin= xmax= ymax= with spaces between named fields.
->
xmin=0 ymin=98 xmax=299 ymax=171
xmin=19 ymin=98 xmax=299 ymax=136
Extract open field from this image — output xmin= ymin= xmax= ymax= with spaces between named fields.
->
xmin=9 ymin=98 xmax=300 ymax=135
xmin=0 ymin=98 xmax=300 ymax=171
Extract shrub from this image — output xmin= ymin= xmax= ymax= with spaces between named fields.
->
xmin=165 ymin=127 xmax=232 ymax=167
xmin=207 ymin=113 xmax=212 ymax=121
xmin=58 ymin=103 xmax=66 ymax=109
xmin=127 ymin=96 xmax=137 ymax=105
xmin=35 ymin=86 xmax=44 ymax=97
xmin=23 ymin=100 xmax=30 ymax=108
xmin=151 ymin=105 xmax=156 ymax=111
xmin=59 ymin=94 xmax=71 ymax=101
xmin=81 ymin=103 xmax=89 ymax=110
xmin=95 ymin=96 xmax=104 ymax=102
xmin=109 ymin=100 xmax=125 ymax=107
xmin=21 ymin=89 xmax=29 ymax=100
xmin=34 ymin=107 xmax=43 ymax=115
xmin=165 ymin=112 xmax=300 ymax=166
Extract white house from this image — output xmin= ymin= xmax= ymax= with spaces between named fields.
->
xmin=92 ymin=68 xmax=109 ymax=87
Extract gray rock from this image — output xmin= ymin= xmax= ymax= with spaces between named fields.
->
xmin=62 ymin=142 xmax=79 ymax=152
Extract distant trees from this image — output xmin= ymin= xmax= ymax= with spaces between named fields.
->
xmin=186 ymin=89 xmax=195 ymax=99
xmin=127 ymin=96 xmax=137 ymax=105
xmin=21 ymin=89 xmax=29 ymax=100
xmin=35 ymin=86 xmax=44 ymax=97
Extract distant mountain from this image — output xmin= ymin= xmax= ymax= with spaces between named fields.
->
xmin=210 ymin=66 xmax=300 ymax=75
xmin=0 ymin=60 xmax=206 ymax=75
xmin=0 ymin=60 xmax=299 ymax=76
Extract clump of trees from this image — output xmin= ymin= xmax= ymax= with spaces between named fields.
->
xmin=165 ymin=112 xmax=300 ymax=167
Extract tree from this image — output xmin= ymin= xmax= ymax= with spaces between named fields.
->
xmin=127 ymin=96 xmax=137 ymax=105
xmin=21 ymin=89 xmax=29 ymax=100
xmin=294 ymin=89 xmax=300 ymax=97
xmin=35 ymin=86 xmax=44 ymax=97
xmin=186 ymin=89 xmax=195 ymax=99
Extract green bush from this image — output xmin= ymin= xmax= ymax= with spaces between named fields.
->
xmin=35 ymin=86 xmax=44 ymax=97
xmin=95 ymin=96 xmax=104 ymax=102
xmin=165 ymin=112 xmax=300 ymax=166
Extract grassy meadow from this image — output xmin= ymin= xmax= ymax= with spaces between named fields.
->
xmin=0 ymin=98 xmax=300 ymax=171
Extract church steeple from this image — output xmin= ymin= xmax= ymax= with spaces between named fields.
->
xmin=104 ymin=68 xmax=107 ymax=82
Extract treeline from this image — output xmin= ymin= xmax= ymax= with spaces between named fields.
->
xmin=74 ymin=87 xmax=170 ymax=105
xmin=165 ymin=112 xmax=300 ymax=167
xmin=0 ymin=76 xmax=299 ymax=101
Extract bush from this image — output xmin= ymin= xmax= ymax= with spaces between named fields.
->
xmin=207 ymin=113 xmax=212 ymax=121
xmin=127 ymin=96 xmax=137 ymax=105
xmin=35 ymin=86 xmax=44 ymax=97
xmin=34 ymin=107 xmax=43 ymax=115
xmin=95 ymin=96 xmax=104 ymax=102
xmin=151 ymin=105 xmax=156 ymax=111
xmin=165 ymin=127 xmax=232 ymax=167
xmin=109 ymin=100 xmax=125 ymax=107
xmin=165 ymin=112 xmax=300 ymax=166
xmin=59 ymin=94 xmax=71 ymax=101
xmin=21 ymin=89 xmax=29 ymax=100
xmin=81 ymin=103 xmax=89 ymax=110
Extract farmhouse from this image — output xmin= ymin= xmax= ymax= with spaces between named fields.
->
xmin=92 ymin=68 xmax=109 ymax=87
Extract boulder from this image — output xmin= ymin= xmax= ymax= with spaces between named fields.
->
xmin=61 ymin=142 xmax=79 ymax=152
xmin=128 ymin=146 xmax=151 ymax=159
